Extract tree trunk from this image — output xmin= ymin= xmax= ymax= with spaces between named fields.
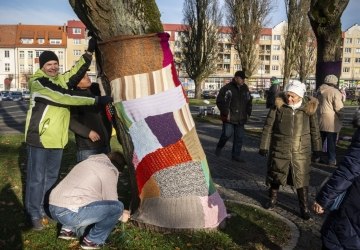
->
xmin=308 ymin=0 xmax=349 ymax=89
xmin=69 ymin=0 xmax=227 ymax=232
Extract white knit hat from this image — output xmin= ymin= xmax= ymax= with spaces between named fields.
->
xmin=285 ymin=80 xmax=306 ymax=98
xmin=324 ymin=74 xmax=338 ymax=85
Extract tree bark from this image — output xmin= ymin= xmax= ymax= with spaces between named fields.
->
xmin=308 ymin=0 xmax=349 ymax=89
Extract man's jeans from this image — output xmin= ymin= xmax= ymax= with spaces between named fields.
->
xmin=25 ymin=145 xmax=63 ymax=220
xmin=320 ymin=131 xmax=338 ymax=164
xmin=216 ymin=122 xmax=245 ymax=158
xmin=49 ymin=200 xmax=123 ymax=244
xmin=77 ymin=146 xmax=111 ymax=163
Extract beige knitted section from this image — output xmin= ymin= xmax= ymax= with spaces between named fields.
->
xmin=110 ymin=64 xmax=176 ymax=102
xmin=182 ymin=128 xmax=206 ymax=161
xmin=173 ymin=105 xmax=195 ymax=136
xmin=140 ymin=177 xmax=160 ymax=200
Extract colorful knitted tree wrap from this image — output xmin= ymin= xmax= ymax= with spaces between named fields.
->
xmin=98 ymin=33 xmax=227 ymax=229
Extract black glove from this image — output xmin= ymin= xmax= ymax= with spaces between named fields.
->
xmin=95 ymin=96 xmax=113 ymax=105
xmin=87 ymin=37 xmax=97 ymax=53
xmin=259 ymin=149 xmax=268 ymax=157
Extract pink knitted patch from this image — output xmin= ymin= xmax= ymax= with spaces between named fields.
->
xmin=199 ymin=192 xmax=228 ymax=228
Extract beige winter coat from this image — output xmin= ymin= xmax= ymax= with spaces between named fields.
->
xmin=317 ymin=84 xmax=344 ymax=133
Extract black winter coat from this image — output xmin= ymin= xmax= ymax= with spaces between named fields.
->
xmin=69 ymin=83 xmax=112 ymax=151
xmin=316 ymin=126 xmax=360 ymax=250
xmin=266 ymin=84 xmax=280 ymax=108
xmin=216 ymin=80 xmax=252 ymax=124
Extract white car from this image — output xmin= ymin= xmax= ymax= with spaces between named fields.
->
xmin=250 ymin=92 xmax=261 ymax=99
xmin=22 ymin=90 xmax=31 ymax=101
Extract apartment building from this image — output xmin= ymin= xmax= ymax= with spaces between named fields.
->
xmin=341 ymin=24 xmax=360 ymax=86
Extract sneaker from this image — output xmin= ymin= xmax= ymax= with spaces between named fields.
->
xmin=81 ymin=237 xmax=103 ymax=249
xmin=231 ymin=156 xmax=245 ymax=163
xmin=31 ymin=219 xmax=44 ymax=231
xmin=58 ymin=229 xmax=77 ymax=240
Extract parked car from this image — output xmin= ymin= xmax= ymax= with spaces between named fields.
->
xmin=186 ymin=90 xmax=195 ymax=99
xmin=250 ymin=91 xmax=261 ymax=99
xmin=1 ymin=91 xmax=12 ymax=101
xmin=10 ymin=91 xmax=23 ymax=101
xmin=22 ymin=90 xmax=31 ymax=101
xmin=201 ymin=90 xmax=217 ymax=99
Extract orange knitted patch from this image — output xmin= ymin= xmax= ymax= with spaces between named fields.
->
xmin=136 ymin=140 xmax=192 ymax=193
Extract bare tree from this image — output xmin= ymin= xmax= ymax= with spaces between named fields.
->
xmin=283 ymin=0 xmax=311 ymax=86
xmin=181 ymin=0 xmax=222 ymax=99
xmin=308 ymin=0 xmax=350 ymax=89
xmin=297 ymin=27 xmax=317 ymax=84
xmin=224 ymin=0 xmax=272 ymax=78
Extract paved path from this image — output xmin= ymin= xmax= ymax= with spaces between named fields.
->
xmin=196 ymin=121 xmax=339 ymax=249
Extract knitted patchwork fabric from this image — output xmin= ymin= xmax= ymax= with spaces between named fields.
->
xmin=99 ymin=33 xmax=227 ymax=230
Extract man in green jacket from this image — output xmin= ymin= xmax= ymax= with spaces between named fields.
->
xmin=24 ymin=38 xmax=112 ymax=230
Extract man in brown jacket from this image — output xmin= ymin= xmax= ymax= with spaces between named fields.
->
xmin=317 ymin=74 xmax=344 ymax=167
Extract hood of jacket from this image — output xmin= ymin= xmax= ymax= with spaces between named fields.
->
xmin=275 ymin=92 xmax=318 ymax=115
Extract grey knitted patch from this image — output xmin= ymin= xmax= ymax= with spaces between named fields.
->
xmin=154 ymin=161 xmax=209 ymax=198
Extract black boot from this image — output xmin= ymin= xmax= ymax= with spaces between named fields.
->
xmin=264 ymin=184 xmax=279 ymax=210
xmin=297 ymin=187 xmax=311 ymax=220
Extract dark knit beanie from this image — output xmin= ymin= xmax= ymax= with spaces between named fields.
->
xmin=39 ymin=51 xmax=59 ymax=68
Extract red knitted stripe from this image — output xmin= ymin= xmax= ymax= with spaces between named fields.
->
xmin=136 ymin=140 xmax=192 ymax=193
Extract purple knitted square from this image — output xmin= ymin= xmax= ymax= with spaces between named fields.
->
xmin=145 ymin=112 xmax=182 ymax=147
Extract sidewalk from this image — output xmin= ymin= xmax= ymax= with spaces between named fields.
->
xmin=196 ymin=121 xmax=338 ymax=250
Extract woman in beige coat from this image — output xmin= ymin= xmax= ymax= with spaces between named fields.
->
xmin=259 ymin=80 xmax=322 ymax=220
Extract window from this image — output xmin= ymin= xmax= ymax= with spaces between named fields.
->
xmin=234 ymin=64 xmax=241 ymax=70
xmin=343 ymin=67 xmax=350 ymax=73
xmin=28 ymin=65 xmax=33 ymax=73
xmin=344 ymin=58 xmax=351 ymax=63
xmin=357 ymin=38 xmax=360 ymax=44
xmin=273 ymin=35 xmax=281 ymax=40
xmin=260 ymin=35 xmax=271 ymax=40
xmin=73 ymin=28 xmax=81 ymax=34
xmin=272 ymin=65 xmax=279 ymax=71
xmin=38 ymin=38 xmax=45 ymax=44
xmin=21 ymin=38 xmax=34 ymax=44
xmin=58 ymin=51 xmax=64 ymax=59
xmin=356 ymin=48 xmax=360 ymax=53
xmin=273 ymin=45 xmax=281 ymax=50
xmin=272 ymin=55 xmax=280 ymax=61
xmin=4 ymin=50 xmax=10 ymax=58
xmin=345 ymin=38 xmax=352 ymax=44
xmin=20 ymin=64 xmax=25 ymax=73
xmin=344 ymin=48 xmax=351 ymax=53
xmin=49 ymin=39 xmax=61 ymax=45
xmin=355 ymin=58 xmax=360 ymax=63
xmin=19 ymin=51 xmax=24 ymax=59
xmin=73 ymin=50 xmax=81 ymax=56
xmin=73 ymin=39 xmax=81 ymax=45
xmin=59 ymin=65 xmax=64 ymax=73
xmin=5 ymin=63 xmax=10 ymax=72
xmin=36 ymin=51 xmax=43 ymax=57
xmin=28 ymin=51 xmax=33 ymax=59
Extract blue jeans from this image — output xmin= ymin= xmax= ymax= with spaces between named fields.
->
xmin=25 ymin=145 xmax=63 ymax=220
xmin=216 ymin=122 xmax=245 ymax=158
xmin=77 ymin=146 xmax=111 ymax=163
xmin=49 ymin=200 xmax=123 ymax=244
xmin=321 ymin=131 xmax=338 ymax=164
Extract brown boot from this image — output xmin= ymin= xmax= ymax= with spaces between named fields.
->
xmin=264 ymin=184 xmax=279 ymax=210
xmin=297 ymin=187 xmax=311 ymax=220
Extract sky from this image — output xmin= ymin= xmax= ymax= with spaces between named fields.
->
xmin=0 ymin=0 xmax=359 ymax=30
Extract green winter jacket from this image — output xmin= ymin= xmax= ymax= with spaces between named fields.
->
xmin=259 ymin=93 xmax=322 ymax=188
xmin=25 ymin=55 xmax=96 ymax=148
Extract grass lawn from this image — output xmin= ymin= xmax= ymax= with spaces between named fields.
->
xmin=0 ymin=133 xmax=292 ymax=250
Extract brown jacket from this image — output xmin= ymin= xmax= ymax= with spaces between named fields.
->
xmin=260 ymin=94 xmax=322 ymax=188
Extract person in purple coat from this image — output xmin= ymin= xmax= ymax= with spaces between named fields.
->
xmin=313 ymin=108 xmax=360 ymax=250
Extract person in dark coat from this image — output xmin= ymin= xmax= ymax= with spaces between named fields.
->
xmin=259 ymin=80 xmax=322 ymax=220
xmin=266 ymin=76 xmax=281 ymax=108
xmin=313 ymin=108 xmax=360 ymax=250
xmin=70 ymin=73 xmax=112 ymax=162
xmin=215 ymin=70 xmax=252 ymax=162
